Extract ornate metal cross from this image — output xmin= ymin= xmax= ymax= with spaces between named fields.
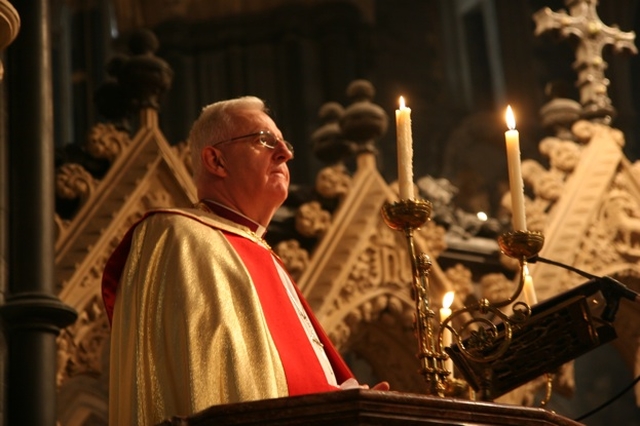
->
xmin=534 ymin=0 xmax=637 ymax=123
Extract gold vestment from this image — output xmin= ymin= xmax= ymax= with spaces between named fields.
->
xmin=108 ymin=209 xmax=291 ymax=426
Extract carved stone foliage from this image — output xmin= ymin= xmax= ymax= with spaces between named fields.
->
xmin=55 ymin=163 xmax=100 ymax=221
xmin=115 ymin=187 xmax=169 ymax=238
xmin=575 ymin=163 xmax=640 ymax=275
xmin=57 ymin=295 xmax=110 ymax=387
xmin=515 ymin=120 xmax=625 ymax=234
xmin=444 ymin=264 xmax=474 ymax=303
xmin=315 ymin=164 xmax=351 ymax=199
xmin=479 ymin=273 xmax=515 ymax=304
xmin=295 ymin=201 xmax=331 ymax=238
xmin=86 ymin=123 xmax=132 ymax=163
xmin=269 ymin=167 xmax=349 ymax=254
xmin=274 ymin=240 xmax=309 ymax=282
xmin=517 ymin=135 xmax=583 ymax=232
xmin=56 ymin=164 xmax=98 ymax=204
xmin=55 ymin=123 xmax=132 ymax=221
xmin=524 ymin=121 xmax=624 ymax=268
xmin=74 ymin=254 xmax=109 ymax=294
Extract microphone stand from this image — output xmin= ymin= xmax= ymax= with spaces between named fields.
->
xmin=527 ymin=255 xmax=640 ymax=322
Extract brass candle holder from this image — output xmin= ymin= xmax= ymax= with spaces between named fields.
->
xmin=447 ymin=228 xmax=623 ymax=405
xmin=497 ymin=230 xmax=545 ymax=263
xmin=443 ymin=229 xmax=546 ymax=400
xmin=381 ymin=199 xmax=451 ymax=396
xmin=438 ymin=227 xmax=621 ymax=403
xmin=381 ymin=196 xmax=551 ymax=400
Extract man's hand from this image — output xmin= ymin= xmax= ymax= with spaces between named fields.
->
xmin=339 ymin=378 xmax=390 ymax=391
xmin=370 ymin=381 xmax=390 ymax=391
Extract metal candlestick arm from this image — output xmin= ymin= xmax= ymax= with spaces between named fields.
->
xmin=497 ymin=230 xmax=545 ymax=309
xmin=380 ymin=201 xmax=549 ymax=399
xmin=381 ymin=199 xmax=448 ymax=395
xmin=450 ymin=229 xmax=545 ymax=400
xmin=452 ymin=230 xmax=544 ymax=364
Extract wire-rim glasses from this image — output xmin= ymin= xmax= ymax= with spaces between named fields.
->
xmin=211 ymin=130 xmax=294 ymax=157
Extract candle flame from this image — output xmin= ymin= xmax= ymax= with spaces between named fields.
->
xmin=443 ymin=291 xmax=455 ymax=309
xmin=506 ymin=105 xmax=516 ymax=130
xmin=399 ymin=96 xmax=406 ymax=109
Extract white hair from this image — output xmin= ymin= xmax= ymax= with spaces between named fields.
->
xmin=188 ymin=96 xmax=267 ymax=179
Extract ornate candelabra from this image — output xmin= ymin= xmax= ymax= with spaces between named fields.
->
xmin=382 ymin=197 xmax=551 ymax=399
xmin=383 ymin=197 xmax=626 ymax=404
xmin=382 ymin=199 xmax=467 ymax=396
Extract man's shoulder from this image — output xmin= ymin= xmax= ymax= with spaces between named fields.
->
xmin=143 ymin=207 xmax=212 ymax=221
xmin=140 ymin=207 xmax=253 ymax=238
xmin=141 ymin=207 xmax=224 ymax=229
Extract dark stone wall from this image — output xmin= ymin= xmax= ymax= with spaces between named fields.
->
xmin=154 ymin=1 xmax=374 ymax=188
xmin=147 ymin=0 xmax=640 ymax=219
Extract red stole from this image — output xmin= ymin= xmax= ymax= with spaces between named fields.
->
xmin=224 ymin=233 xmax=353 ymax=395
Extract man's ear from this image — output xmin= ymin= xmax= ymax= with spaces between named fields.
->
xmin=201 ymin=146 xmax=226 ymax=177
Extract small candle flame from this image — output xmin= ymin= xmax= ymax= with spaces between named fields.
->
xmin=399 ymin=96 xmax=406 ymax=109
xmin=443 ymin=291 xmax=455 ymax=309
xmin=506 ymin=105 xmax=516 ymax=130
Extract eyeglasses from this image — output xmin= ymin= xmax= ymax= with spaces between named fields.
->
xmin=212 ymin=130 xmax=294 ymax=157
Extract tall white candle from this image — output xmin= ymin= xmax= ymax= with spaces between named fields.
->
xmin=440 ymin=291 xmax=455 ymax=376
xmin=505 ymin=106 xmax=527 ymax=231
xmin=396 ymin=96 xmax=414 ymax=200
xmin=523 ymin=265 xmax=538 ymax=305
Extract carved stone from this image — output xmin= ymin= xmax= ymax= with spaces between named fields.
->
xmin=0 ymin=0 xmax=20 ymax=80
xmin=534 ymin=0 xmax=637 ymax=123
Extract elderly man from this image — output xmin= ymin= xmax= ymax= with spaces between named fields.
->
xmin=102 ymin=96 xmax=387 ymax=426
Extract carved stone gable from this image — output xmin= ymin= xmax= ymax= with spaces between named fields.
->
xmin=295 ymin=153 xmax=454 ymax=393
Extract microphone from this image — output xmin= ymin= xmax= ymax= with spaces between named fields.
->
xmin=601 ymin=276 xmax=640 ymax=304
xmin=527 ymin=255 xmax=640 ymax=305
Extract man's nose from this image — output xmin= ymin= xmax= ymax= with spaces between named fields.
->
xmin=275 ymin=139 xmax=294 ymax=161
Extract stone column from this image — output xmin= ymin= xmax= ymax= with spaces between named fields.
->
xmin=0 ymin=3 xmax=20 ymax=425
xmin=1 ymin=1 xmax=76 ymax=425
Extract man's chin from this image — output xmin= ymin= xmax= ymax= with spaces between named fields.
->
xmin=266 ymin=186 xmax=288 ymax=206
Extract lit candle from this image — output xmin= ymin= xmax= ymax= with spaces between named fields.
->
xmin=440 ymin=291 xmax=455 ymax=376
xmin=522 ymin=265 xmax=538 ymax=305
xmin=505 ymin=105 xmax=527 ymax=231
xmin=396 ymin=96 xmax=414 ymax=200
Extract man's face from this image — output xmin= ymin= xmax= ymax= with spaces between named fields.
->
xmin=216 ymin=110 xmax=293 ymax=212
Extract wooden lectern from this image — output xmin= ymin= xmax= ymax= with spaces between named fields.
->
xmin=157 ymin=389 xmax=583 ymax=426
